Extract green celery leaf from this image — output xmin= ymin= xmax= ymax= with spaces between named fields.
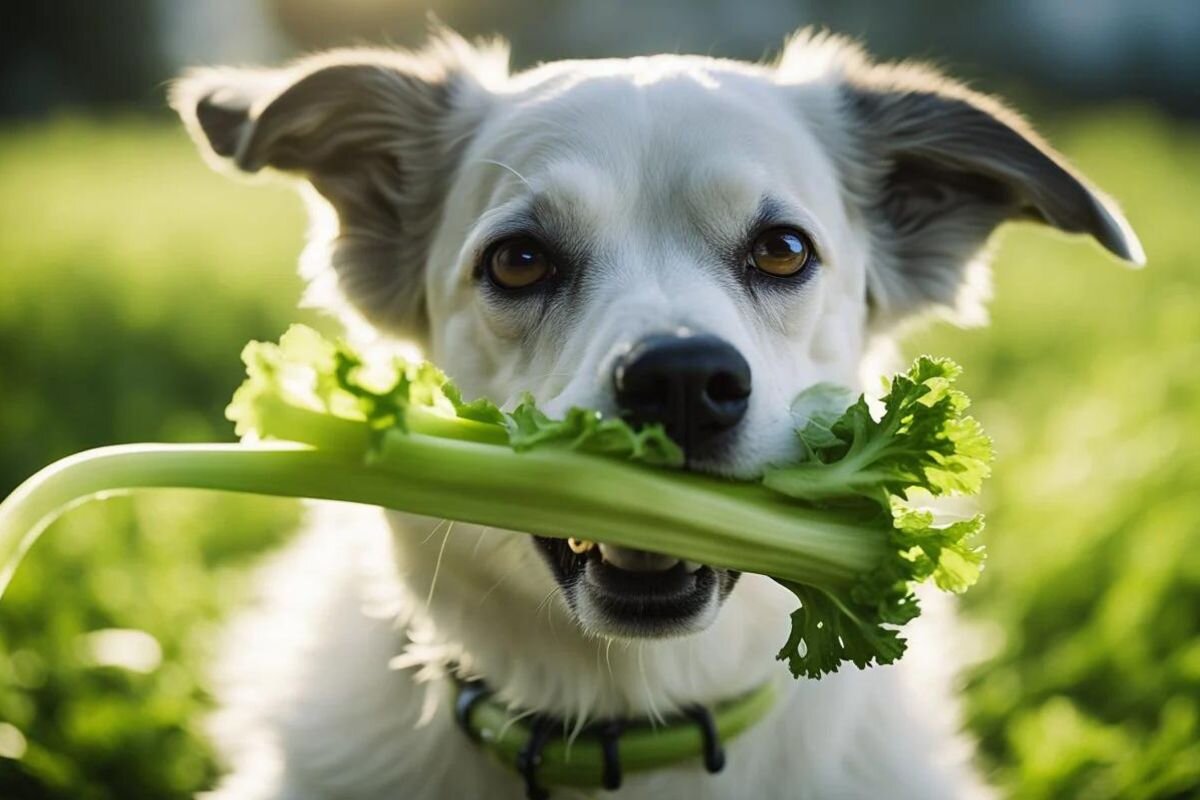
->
xmin=776 ymin=581 xmax=908 ymax=679
xmin=762 ymin=355 xmax=993 ymax=508
xmin=507 ymin=395 xmax=684 ymax=467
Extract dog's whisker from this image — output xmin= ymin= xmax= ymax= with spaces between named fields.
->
xmin=535 ymin=585 xmax=563 ymax=639
xmin=534 ymin=586 xmax=559 ymax=616
xmin=475 ymin=572 xmax=510 ymax=607
xmin=423 ymin=521 xmax=455 ymax=611
xmin=470 ymin=526 xmax=492 ymax=559
xmin=419 ymin=518 xmax=450 ymax=546
xmin=474 ymin=158 xmax=532 ymax=190
xmin=637 ymin=644 xmax=666 ymax=728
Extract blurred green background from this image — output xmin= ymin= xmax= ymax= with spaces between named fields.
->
xmin=1 ymin=3 xmax=1198 ymax=799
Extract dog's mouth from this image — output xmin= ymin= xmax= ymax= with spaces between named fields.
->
xmin=533 ymin=537 xmax=738 ymax=638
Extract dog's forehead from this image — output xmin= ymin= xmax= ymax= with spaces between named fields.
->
xmin=473 ymin=57 xmax=840 ymax=231
xmin=424 ymin=56 xmax=868 ymax=424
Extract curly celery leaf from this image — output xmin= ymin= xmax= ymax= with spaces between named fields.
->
xmin=762 ymin=355 xmax=992 ymax=508
xmin=440 ymin=380 xmax=506 ymax=426
xmin=768 ymin=357 xmax=990 ymax=679
xmin=887 ymin=500 xmax=986 ymax=593
xmin=507 ymin=395 xmax=684 ymax=467
xmin=330 ymin=348 xmax=413 ymax=434
xmin=775 ymin=501 xmax=985 ymax=678
xmin=228 ymin=326 xmax=450 ymax=447
xmin=775 ymin=581 xmax=907 ymax=679
xmin=226 ymin=326 xmax=336 ymax=437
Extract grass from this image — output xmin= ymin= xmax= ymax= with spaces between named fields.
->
xmin=908 ymin=108 xmax=1200 ymax=799
xmin=0 ymin=118 xmax=313 ymax=798
xmin=0 ymin=110 xmax=1197 ymax=798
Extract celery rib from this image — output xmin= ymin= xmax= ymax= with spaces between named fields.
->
xmin=0 ymin=327 xmax=992 ymax=679
xmin=0 ymin=441 xmax=869 ymax=600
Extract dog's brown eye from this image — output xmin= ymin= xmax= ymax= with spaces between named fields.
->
xmin=749 ymin=227 xmax=813 ymax=278
xmin=485 ymin=238 xmax=554 ymax=289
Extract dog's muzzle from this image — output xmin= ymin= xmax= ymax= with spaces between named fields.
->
xmin=533 ymin=332 xmax=749 ymax=638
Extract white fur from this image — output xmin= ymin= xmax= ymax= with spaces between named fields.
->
xmin=177 ymin=31 xmax=1139 ymax=800
xmin=203 ymin=503 xmax=987 ymax=800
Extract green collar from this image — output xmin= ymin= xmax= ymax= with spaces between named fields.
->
xmin=452 ymin=675 xmax=775 ymax=799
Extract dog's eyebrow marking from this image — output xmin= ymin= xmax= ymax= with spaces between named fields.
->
xmin=751 ymin=196 xmax=791 ymax=231
xmin=689 ymin=162 xmax=764 ymax=205
xmin=471 ymin=158 xmax=614 ymax=243
xmin=683 ymin=162 xmax=767 ymax=240
xmin=533 ymin=159 xmax=620 ymax=230
xmin=756 ymin=195 xmax=831 ymax=261
xmin=681 ymin=164 xmax=832 ymax=266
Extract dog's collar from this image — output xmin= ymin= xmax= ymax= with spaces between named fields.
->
xmin=451 ymin=673 xmax=775 ymax=799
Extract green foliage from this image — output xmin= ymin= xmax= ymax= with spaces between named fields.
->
xmin=504 ymin=398 xmax=684 ymax=464
xmin=909 ymin=108 xmax=1200 ymax=798
xmin=766 ymin=357 xmax=992 ymax=506
xmin=764 ymin=357 xmax=991 ymax=678
xmin=0 ymin=109 xmax=1197 ymax=798
xmin=0 ymin=119 xmax=311 ymax=798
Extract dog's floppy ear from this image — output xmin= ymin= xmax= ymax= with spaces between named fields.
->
xmin=784 ymin=36 xmax=1144 ymax=326
xmin=170 ymin=33 xmax=508 ymax=340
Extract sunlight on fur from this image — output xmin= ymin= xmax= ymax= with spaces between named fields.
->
xmin=176 ymin=26 xmax=1139 ymax=799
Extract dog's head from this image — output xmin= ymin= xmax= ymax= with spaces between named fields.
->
xmin=174 ymin=31 xmax=1141 ymax=644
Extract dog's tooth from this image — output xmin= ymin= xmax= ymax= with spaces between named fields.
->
xmin=681 ymin=560 xmax=703 ymax=573
xmin=597 ymin=543 xmax=680 ymax=572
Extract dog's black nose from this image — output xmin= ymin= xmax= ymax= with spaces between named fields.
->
xmin=613 ymin=333 xmax=751 ymax=452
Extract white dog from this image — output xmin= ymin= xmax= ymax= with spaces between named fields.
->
xmin=172 ymin=28 xmax=1142 ymax=800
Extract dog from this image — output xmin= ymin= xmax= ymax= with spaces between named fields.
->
xmin=172 ymin=28 xmax=1142 ymax=800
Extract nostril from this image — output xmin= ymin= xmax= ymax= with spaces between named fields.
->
xmin=619 ymin=372 xmax=671 ymax=409
xmin=705 ymin=370 xmax=750 ymax=404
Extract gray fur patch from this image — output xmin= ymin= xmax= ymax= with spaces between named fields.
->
xmin=172 ymin=34 xmax=509 ymax=342
xmin=821 ymin=41 xmax=1143 ymax=327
